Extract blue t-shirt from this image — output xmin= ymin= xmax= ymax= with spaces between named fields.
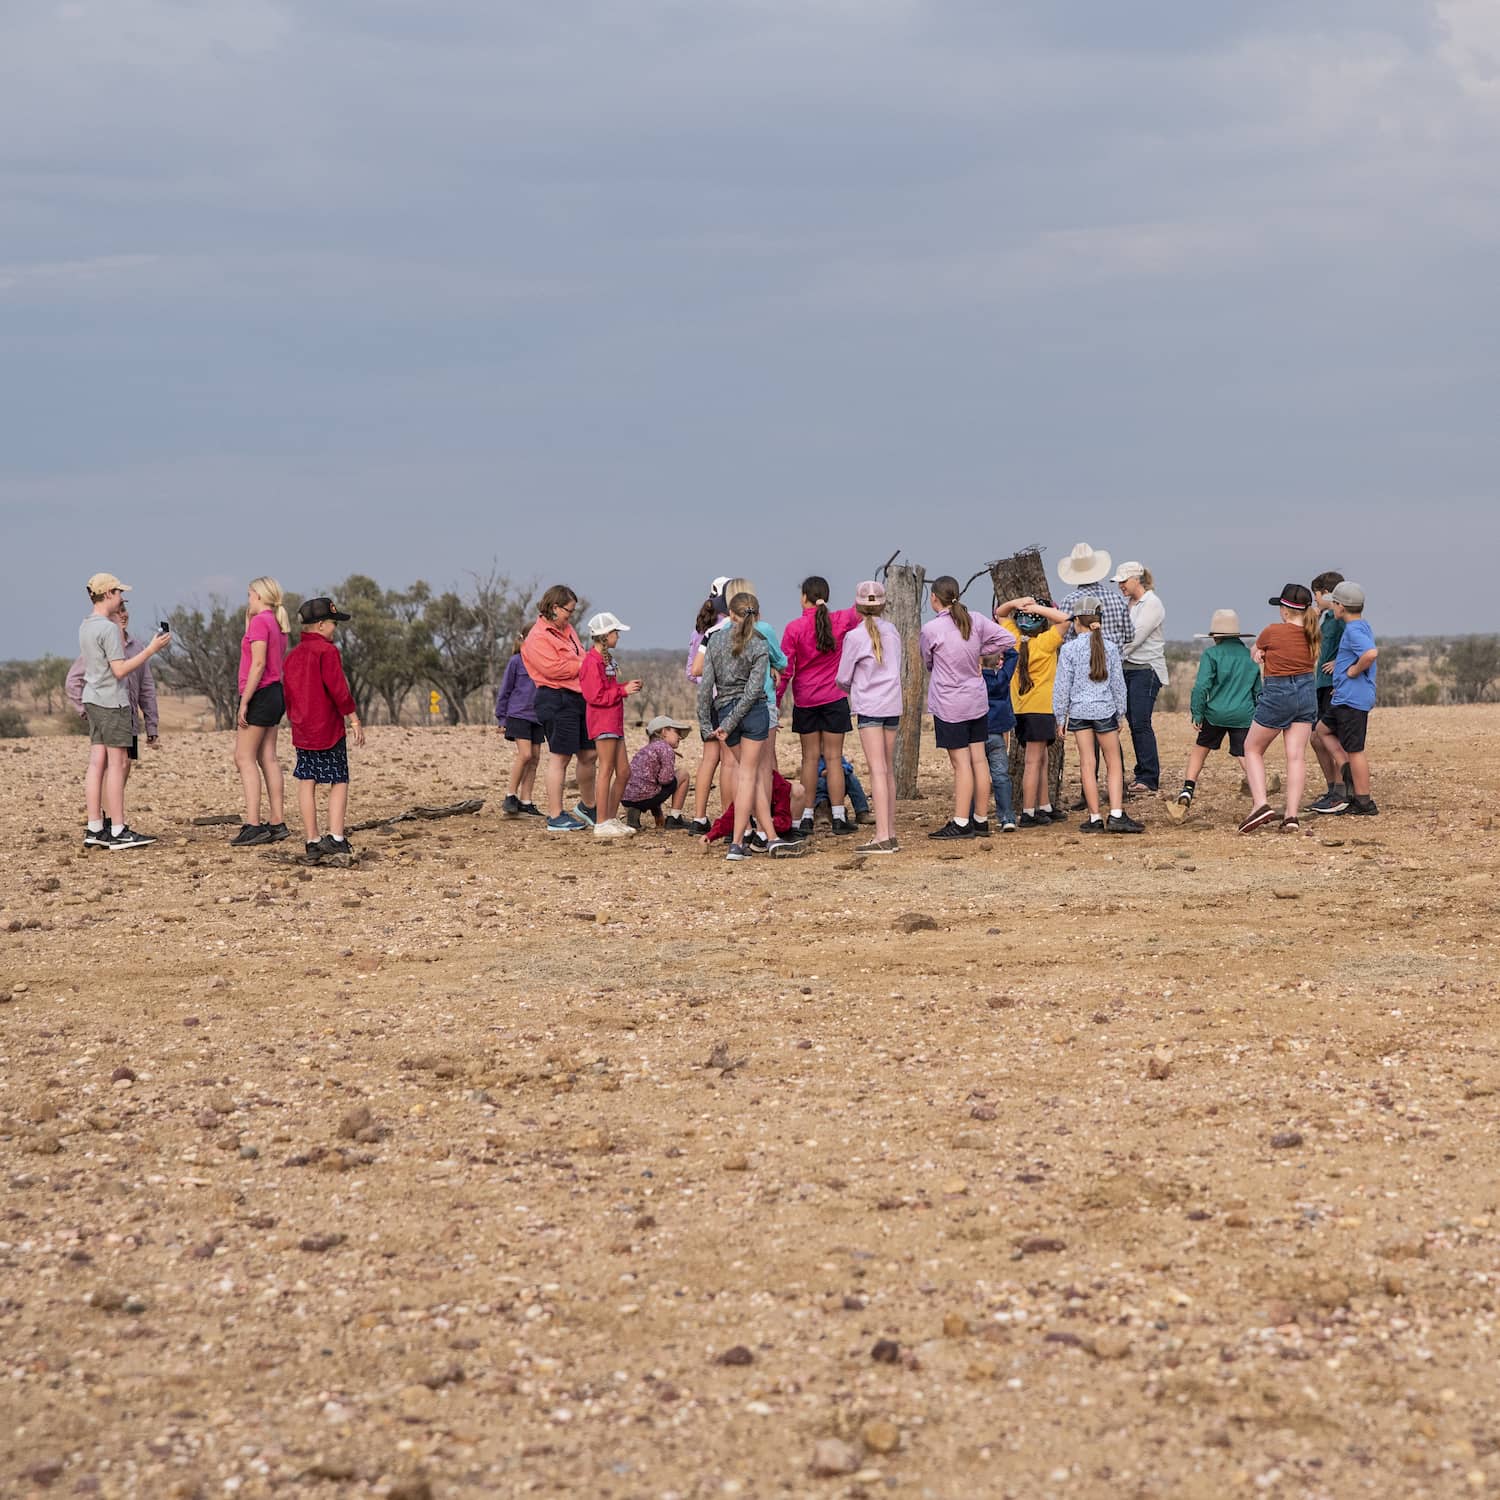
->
xmin=1330 ymin=617 xmax=1376 ymax=712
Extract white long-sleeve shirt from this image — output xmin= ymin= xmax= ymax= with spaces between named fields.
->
xmin=1124 ymin=589 xmax=1168 ymax=684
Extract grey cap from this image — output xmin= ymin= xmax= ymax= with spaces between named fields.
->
xmin=647 ymin=715 xmax=694 ymax=736
xmin=1329 ymin=581 xmax=1365 ymax=610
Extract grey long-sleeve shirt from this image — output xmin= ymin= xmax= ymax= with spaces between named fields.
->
xmin=697 ymin=627 xmax=770 ymax=740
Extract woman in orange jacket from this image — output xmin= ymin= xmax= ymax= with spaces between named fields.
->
xmin=520 ymin=585 xmax=600 ymax=833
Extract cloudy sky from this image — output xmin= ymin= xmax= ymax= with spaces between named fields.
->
xmin=3 ymin=0 xmax=1497 ymax=655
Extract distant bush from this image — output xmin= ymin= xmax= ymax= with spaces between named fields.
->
xmin=0 ymin=705 xmax=29 ymax=738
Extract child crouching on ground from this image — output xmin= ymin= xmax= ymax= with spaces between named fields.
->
xmin=704 ymin=769 xmax=807 ymax=847
xmin=1172 ymin=609 xmax=1260 ymax=821
xmin=283 ymin=597 xmax=365 ymax=863
xmin=622 ymin=716 xmax=694 ymax=829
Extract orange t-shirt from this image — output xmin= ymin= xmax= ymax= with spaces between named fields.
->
xmin=1255 ymin=623 xmax=1314 ymax=677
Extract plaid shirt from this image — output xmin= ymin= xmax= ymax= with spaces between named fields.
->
xmin=1057 ymin=582 xmax=1131 ymax=651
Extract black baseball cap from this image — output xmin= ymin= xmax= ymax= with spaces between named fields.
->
xmin=1269 ymin=583 xmax=1313 ymax=610
xmin=298 ymin=597 xmax=351 ymax=624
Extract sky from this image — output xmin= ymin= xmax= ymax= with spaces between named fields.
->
xmin=3 ymin=0 xmax=1498 ymax=656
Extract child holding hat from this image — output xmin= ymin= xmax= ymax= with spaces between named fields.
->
xmin=579 ymin=611 xmax=642 ymax=838
xmin=1171 ymin=610 xmax=1260 ymax=821
xmin=621 ymin=716 xmax=694 ymax=830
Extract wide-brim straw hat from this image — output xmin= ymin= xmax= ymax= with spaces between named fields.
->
xmin=1057 ymin=542 xmax=1112 ymax=586
xmin=1194 ymin=608 xmax=1253 ymax=638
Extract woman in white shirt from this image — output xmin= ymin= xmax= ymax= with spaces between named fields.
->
xmin=1113 ymin=561 xmax=1167 ymax=795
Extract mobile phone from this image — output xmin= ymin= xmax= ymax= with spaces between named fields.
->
xmin=159 ymin=620 xmax=171 ymax=634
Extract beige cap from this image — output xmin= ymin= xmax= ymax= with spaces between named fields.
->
xmin=1111 ymin=560 xmax=1146 ymax=583
xmin=86 ymin=573 xmax=131 ymax=596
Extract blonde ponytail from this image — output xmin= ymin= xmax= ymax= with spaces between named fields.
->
xmin=248 ymin=576 xmax=290 ymax=634
xmin=859 ymin=604 xmax=885 ymax=665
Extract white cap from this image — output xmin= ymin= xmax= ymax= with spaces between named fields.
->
xmin=710 ymin=576 xmax=731 ymax=598
xmin=587 ymin=611 xmax=630 ymax=637
xmin=1111 ymin=560 xmax=1146 ymax=583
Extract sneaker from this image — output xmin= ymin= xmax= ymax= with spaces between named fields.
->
xmin=1126 ymin=782 xmax=1156 ymax=799
xmin=855 ymin=810 xmax=877 ymax=826
xmin=1079 ymin=816 xmax=1105 ymax=833
xmin=689 ymin=817 xmax=711 ymax=836
xmin=304 ymin=841 xmax=324 ymax=863
xmin=547 ymin=814 xmax=587 ymax=833
xmin=84 ymin=825 xmax=111 ymax=847
xmin=572 ymin=802 xmax=597 ymax=827
xmin=1105 ymin=812 xmax=1145 ymax=834
xmin=519 ymin=801 xmax=544 ymax=818
xmin=108 ymin=825 xmax=157 ymax=850
xmin=1310 ymin=791 xmax=1349 ymax=815
xmin=927 ymin=820 xmax=973 ymax=840
xmin=796 ymin=818 xmax=815 ymax=837
xmin=725 ymin=843 xmax=750 ymax=861
xmin=230 ymin=823 xmax=272 ymax=847
xmin=1176 ymin=788 xmax=1194 ymax=807
xmin=594 ymin=818 xmax=634 ymax=839
xmin=1037 ymin=808 xmax=1063 ymax=823
xmin=502 ymin=794 xmax=523 ymax=818
xmin=829 ymin=817 xmax=855 ymax=835
xmin=1238 ymin=804 xmax=1278 ymax=834
xmin=663 ymin=813 xmax=688 ymax=830
xmin=1001 ymin=819 xmax=1018 ymax=833
xmin=1069 ymin=794 xmax=1089 ymax=813
xmin=768 ymin=837 xmax=810 ymax=858
xmin=316 ymin=834 xmax=355 ymax=859
xmin=970 ymin=818 xmax=990 ymax=838
xmin=1344 ymin=797 xmax=1379 ymax=816
xmin=266 ymin=822 xmax=291 ymax=843
xmin=749 ymin=830 xmax=771 ymax=852
xmin=1017 ymin=812 xmax=1044 ymax=829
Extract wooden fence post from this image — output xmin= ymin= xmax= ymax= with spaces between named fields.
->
xmin=989 ymin=548 xmax=1065 ymax=808
xmin=886 ymin=562 xmax=927 ymax=799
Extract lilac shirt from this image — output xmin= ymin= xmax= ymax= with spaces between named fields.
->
xmin=836 ymin=618 xmax=904 ymax=718
xmin=920 ymin=609 xmax=1012 ymax=723
xmin=494 ymin=653 xmax=538 ymax=724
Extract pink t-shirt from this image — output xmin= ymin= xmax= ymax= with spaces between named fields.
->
xmin=238 ymin=609 xmax=287 ymax=695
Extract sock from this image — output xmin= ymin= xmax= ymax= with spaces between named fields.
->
xmin=1110 ymin=807 xmax=1123 ymax=818
xmin=1024 ymin=808 xmax=1036 ymax=817
xmin=831 ymin=806 xmax=847 ymax=822
xmin=328 ymin=833 xmax=347 ymax=844
xmin=87 ymin=819 xmax=104 ymax=833
xmin=799 ymin=811 xmax=813 ymax=826
xmin=953 ymin=816 xmax=969 ymax=827
xmin=1040 ymin=803 xmax=1053 ymax=813
xmin=1183 ymin=780 xmax=1196 ymax=793
xmin=1087 ymin=814 xmax=1103 ymax=824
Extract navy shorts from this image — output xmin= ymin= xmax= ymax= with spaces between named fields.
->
xmin=933 ymin=713 xmax=988 ymax=749
xmin=857 ymin=714 xmax=901 ymax=729
xmin=1254 ymin=673 xmax=1318 ymax=731
xmin=1014 ymin=712 xmax=1058 ymax=746
xmin=534 ymin=687 xmax=594 ymax=757
xmin=792 ymin=698 xmax=852 ymax=736
xmin=1196 ymin=722 xmax=1249 ymax=756
xmin=1326 ymin=704 xmax=1368 ymax=753
xmin=294 ymin=737 xmax=349 ymax=785
xmin=504 ymin=717 xmax=544 ymax=743
xmin=724 ymin=700 xmax=770 ymax=747
xmin=1070 ymin=715 xmax=1120 ymax=735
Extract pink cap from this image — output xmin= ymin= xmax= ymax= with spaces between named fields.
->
xmin=855 ymin=580 xmax=886 ymax=606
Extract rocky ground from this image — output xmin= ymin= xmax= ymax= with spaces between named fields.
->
xmin=3 ymin=708 xmax=1499 ymax=1500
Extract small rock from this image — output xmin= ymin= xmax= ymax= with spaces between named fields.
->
xmin=952 ymin=1131 xmax=986 ymax=1151
xmin=337 ymin=1106 xmax=373 ymax=1139
xmin=1017 ymin=1236 xmax=1066 ymax=1255
xmin=299 ymin=1233 xmax=347 ymax=1253
xmin=110 ymin=1066 xmax=136 ymax=1083
xmin=21 ymin=1459 xmax=65 ymax=1487
xmin=894 ymin=912 xmax=939 ymax=933
xmin=1225 ymin=1211 xmax=1252 ymax=1229
xmin=861 ymin=1419 xmax=900 ymax=1455
xmin=1379 ymin=1234 xmax=1427 ymax=1261
xmin=871 ymin=1339 xmax=901 ymax=1364
xmin=387 ymin=1481 xmax=433 ymax=1500
xmin=239 ymin=1144 xmax=260 ymax=1160
xmin=810 ymin=1439 xmax=860 ymax=1477
xmin=422 ymin=1363 xmax=465 ymax=1389
xmin=1264 ymin=1299 xmax=1298 ymax=1325
xmin=1270 ymin=1130 xmax=1304 ymax=1149
xmin=1089 ymin=1332 xmax=1132 ymax=1360
xmin=1312 ymin=1279 xmax=1350 ymax=1309
xmin=722 ymin=1154 xmax=749 ymax=1172
xmin=942 ymin=1313 xmax=971 ymax=1338
xmin=1146 ymin=1049 xmax=1173 ymax=1081
xmin=969 ymin=1104 xmax=997 ymax=1121
xmin=26 ymin=1098 xmax=60 ymax=1123
xmin=25 ymin=1134 xmax=62 ymax=1156
xmin=715 ymin=1345 xmax=755 ymax=1366
xmin=194 ymin=1110 xmax=220 ymax=1130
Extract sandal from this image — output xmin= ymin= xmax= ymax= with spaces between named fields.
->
xmin=1280 ymin=816 xmax=1300 ymax=833
xmin=1238 ymin=804 xmax=1278 ymax=834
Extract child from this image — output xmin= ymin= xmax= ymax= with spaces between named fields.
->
xmin=687 ymin=597 xmax=729 ymax=833
xmin=1240 ymin=584 xmax=1320 ymax=834
xmin=1171 ymin=609 xmax=1260 ymax=821
xmin=920 ymin=575 xmax=1014 ymax=839
xmin=1313 ymin=582 xmax=1378 ymax=816
xmin=996 ymin=594 xmax=1068 ymax=827
xmin=703 ymin=768 xmax=808 ymax=847
xmin=232 ymin=577 xmax=291 ymax=847
xmin=1052 ymin=598 xmax=1141 ymax=833
xmin=579 ymin=611 xmax=643 ymax=839
xmin=494 ymin=632 xmax=543 ymax=818
xmin=76 ymin=574 xmax=170 ymax=850
xmin=980 ymin=648 xmax=1019 ymax=831
xmin=282 ymin=597 xmax=365 ymax=863
xmin=782 ymin=576 xmax=862 ymax=836
xmin=813 ymin=757 xmax=871 ymax=823
xmin=1308 ymin=571 xmax=1352 ymax=810
xmin=835 ymin=579 xmax=903 ymax=854
xmin=622 ymin=716 xmax=694 ymax=829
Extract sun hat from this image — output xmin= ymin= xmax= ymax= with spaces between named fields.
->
xmin=1058 ymin=542 xmax=1112 ymax=586
xmin=1111 ymin=560 xmax=1146 ymax=584
xmin=1269 ymin=584 xmax=1313 ymax=610
xmin=587 ymin=611 xmax=630 ymax=637
xmin=1195 ymin=609 xmax=1253 ymax=638
xmin=1070 ymin=597 xmax=1102 ymax=619
xmin=709 ymin=576 xmax=731 ymax=599
xmin=1329 ymin=581 xmax=1365 ymax=610
xmin=647 ymin=714 xmax=693 ymax=736
xmin=86 ymin=572 xmax=131 ymax=596
xmin=298 ymin=597 xmax=351 ymax=623
xmin=855 ymin=580 xmax=886 ymax=607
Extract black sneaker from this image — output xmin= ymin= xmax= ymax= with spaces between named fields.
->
xmin=84 ymin=825 xmax=111 ymax=847
xmin=1038 ymin=807 xmax=1065 ymax=824
xmin=970 ymin=818 xmax=990 ymax=838
xmin=266 ymin=822 xmax=291 ymax=843
xmin=928 ymin=820 xmax=973 ymax=840
xmin=829 ymin=817 xmax=855 ymax=835
xmin=502 ymin=794 xmax=523 ymax=818
xmin=1176 ymin=789 xmax=1194 ymax=807
xmin=1105 ymin=812 xmax=1144 ymax=834
xmin=1017 ymin=812 xmax=1044 ymax=829
xmin=519 ymin=801 xmax=544 ymax=818
xmin=230 ymin=823 xmax=273 ymax=847
xmin=1069 ymin=795 xmax=1089 ymax=812
xmin=689 ymin=818 xmax=711 ymax=836
xmin=1344 ymin=797 xmax=1379 ymax=816
xmin=781 ymin=824 xmax=809 ymax=843
xmin=304 ymin=841 xmax=325 ymax=863
xmin=1310 ymin=790 xmax=1349 ymax=815
xmin=1079 ymin=816 xmax=1105 ymax=833
xmin=747 ymin=831 xmax=769 ymax=853
xmin=108 ymin=825 xmax=156 ymax=850
xmin=663 ymin=813 xmax=688 ymax=831
xmin=316 ymin=834 xmax=355 ymax=860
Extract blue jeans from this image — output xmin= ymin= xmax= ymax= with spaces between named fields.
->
xmin=815 ymin=759 xmax=869 ymax=814
xmin=985 ymin=733 xmax=1014 ymax=824
xmin=1124 ymin=669 xmax=1161 ymax=789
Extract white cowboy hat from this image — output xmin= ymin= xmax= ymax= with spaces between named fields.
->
xmin=1057 ymin=542 xmax=1112 ymax=586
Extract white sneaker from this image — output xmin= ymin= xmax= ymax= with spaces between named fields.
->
xmin=593 ymin=817 xmax=634 ymax=838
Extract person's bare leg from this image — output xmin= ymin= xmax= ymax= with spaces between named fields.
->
xmin=1312 ymin=721 xmax=1338 ymax=785
xmin=328 ymin=782 xmax=349 ymax=839
xmin=859 ymin=725 xmax=894 ymax=841
xmin=967 ymin=742 xmax=990 ymax=824
xmin=693 ymin=738 xmax=721 ymax=821
xmin=1347 ymin=748 xmax=1371 ymax=797
xmin=798 ymin=734 xmax=820 ymax=823
xmin=575 ymin=747 xmax=598 ymax=809
xmin=103 ymin=747 xmax=127 ymax=827
xmin=824 ymin=733 xmax=847 ymax=812
xmin=720 ymin=744 xmax=739 ymax=812
xmin=1076 ymin=729 xmax=1100 ymax=816
xmin=1101 ymin=732 xmax=1125 ymax=810
xmin=85 ymin=744 xmax=106 ymax=825
xmin=732 ymin=739 xmax=763 ymax=848
xmin=1184 ymin=744 xmax=1210 ymax=785
xmin=545 ymin=750 xmax=568 ymax=817
xmin=947 ymin=747 xmax=974 ymax=822
xmin=759 ymin=725 xmax=778 ymax=802
xmin=1283 ymin=722 xmax=1311 ymax=818
xmin=788 ymin=779 xmax=807 ymax=823
xmin=1025 ymin=742 xmax=1047 ymax=811
xmin=299 ymin=779 xmax=319 ymax=842
xmin=507 ymin=738 xmax=533 ymax=798
xmin=258 ymin=724 xmax=284 ymax=824
xmin=670 ymin=775 xmax=690 ymax=812
xmin=235 ymin=724 xmax=266 ymax=825
xmin=1243 ymin=723 xmax=1276 ymax=809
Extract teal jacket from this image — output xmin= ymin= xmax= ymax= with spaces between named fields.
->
xmin=1189 ymin=639 xmax=1260 ymax=728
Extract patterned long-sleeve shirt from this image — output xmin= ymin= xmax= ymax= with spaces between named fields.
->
xmin=1053 ymin=633 xmax=1127 ymax=722
xmin=697 ymin=627 xmax=770 ymax=740
xmin=1057 ymin=583 xmax=1132 ymax=652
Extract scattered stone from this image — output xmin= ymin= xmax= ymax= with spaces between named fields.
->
xmin=337 ymin=1106 xmax=373 ymax=1139
xmin=722 ymin=1154 xmax=749 ymax=1172
xmin=25 ymin=1134 xmax=62 ymax=1156
xmin=194 ymin=1110 xmax=220 ymax=1130
xmin=861 ymin=1419 xmax=900 ymax=1454
xmin=1380 ymin=1234 xmax=1428 ymax=1261
xmin=894 ymin=912 xmax=939 ymax=933
xmin=871 ymin=1339 xmax=901 ymax=1364
xmin=1044 ymin=1331 xmax=1085 ymax=1348
xmin=969 ymin=1104 xmax=997 ymax=1121
xmin=110 ymin=1066 xmax=136 ymax=1083
xmin=952 ymin=1131 xmax=987 ymax=1151
xmin=386 ymin=1481 xmax=433 ymax=1500
xmin=1146 ymin=1048 xmax=1174 ymax=1081
xmin=421 ymin=1363 xmax=465 ymax=1389
xmin=1089 ymin=1332 xmax=1132 ymax=1360
xmin=1264 ymin=1299 xmax=1298 ymax=1325
xmin=299 ymin=1233 xmax=348 ymax=1253
xmin=810 ymin=1439 xmax=860 ymax=1477
xmin=239 ymin=1145 xmax=260 ymax=1159
xmin=715 ymin=1344 xmax=755 ymax=1366
xmin=1270 ymin=1130 xmax=1304 ymax=1149
xmin=303 ymin=1459 xmax=358 ymax=1481
xmin=21 ymin=1459 xmax=64 ymax=1487
xmin=1017 ymin=1236 xmax=1066 ymax=1255
xmin=942 ymin=1313 xmax=971 ymax=1338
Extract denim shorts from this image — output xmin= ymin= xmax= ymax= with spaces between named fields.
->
xmin=1254 ymin=673 xmax=1318 ymax=730
xmin=724 ymin=700 xmax=770 ymax=746
xmin=1070 ymin=715 xmax=1119 ymax=735
xmin=857 ymin=714 xmax=901 ymax=729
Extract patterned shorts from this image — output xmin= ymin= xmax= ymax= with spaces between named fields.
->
xmin=293 ymin=738 xmax=349 ymax=784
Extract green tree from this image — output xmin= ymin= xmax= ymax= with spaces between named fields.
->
xmin=156 ymin=599 xmax=243 ymax=729
xmin=1444 ymin=636 xmax=1500 ymax=704
xmin=30 ymin=654 xmax=71 ymax=716
xmin=332 ymin=575 xmax=436 ymax=724
xmin=423 ymin=570 xmax=536 ymax=724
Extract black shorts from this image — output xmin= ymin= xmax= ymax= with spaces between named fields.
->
xmin=792 ymin=698 xmax=852 ymax=736
xmin=1014 ymin=712 xmax=1057 ymax=746
xmin=534 ymin=687 xmax=593 ymax=757
xmin=128 ymin=735 xmax=139 ymax=762
xmin=623 ymin=777 xmax=677 ymax=813
xmin=1316 ymin=684 xmax=1334 ymax=723
xmin=1070 ymin=715 xmax=1119 ymax=736
xmin=245 ymin=681 xmax=285 ymax=727
xmin=1326 ymin=704 xmax=1368 ymax=754
xmin=933 ymin=713 xmax=988 ymax=750
xmin=1196 ymin=723 xmax=1249 ymax=757
xmin=504 ymin=717 xmax=544 ymax=744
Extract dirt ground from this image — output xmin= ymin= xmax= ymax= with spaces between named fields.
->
xmin=3 ymin=708 xmax=1499 ymax=1500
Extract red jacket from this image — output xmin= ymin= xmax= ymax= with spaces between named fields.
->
xmin=706 ymin=771 xmax=793 ymax=841
xmin=283 ymin=633 xmax=357 ymax=751
xmin=578 ymin=649 xmax=626 ymax=739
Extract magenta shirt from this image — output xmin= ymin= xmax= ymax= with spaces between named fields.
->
xmin=238 ymin=609 xmax=287 ymax=695
xmin=836 ymin=618 xmax=904 ymax=718
xmin=919 ymin=609 xmax=1012 ymax=723
xmin=780 ymin=604 xmax=862 ymax=709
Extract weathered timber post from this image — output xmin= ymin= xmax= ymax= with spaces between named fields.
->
xmin=886 ymin=562 xmax=928 ymax=798
xmin=989 ymin=547 xmax=1065 ymax=807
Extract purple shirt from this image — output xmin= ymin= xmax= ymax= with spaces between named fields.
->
xmin=494 ymin=653 xmax=538 ymax=724
xmin=66 ymin=631 xmax=159 ymax=737
xmin=623 ymin=739 xmax=678 ymax=802
xmin=835 ymin=618 xmax=904 ymax=718
xmin=919 ymin=609 xmax=1012 ymax=723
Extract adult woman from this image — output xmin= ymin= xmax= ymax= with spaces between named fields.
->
xmin=520 ymin=584 xmax=599 ymax=833
xmin=1112 ymin=561 xmax=1167 ymax=796
xmin=231 ymin=577 xmax=291 ymax=846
